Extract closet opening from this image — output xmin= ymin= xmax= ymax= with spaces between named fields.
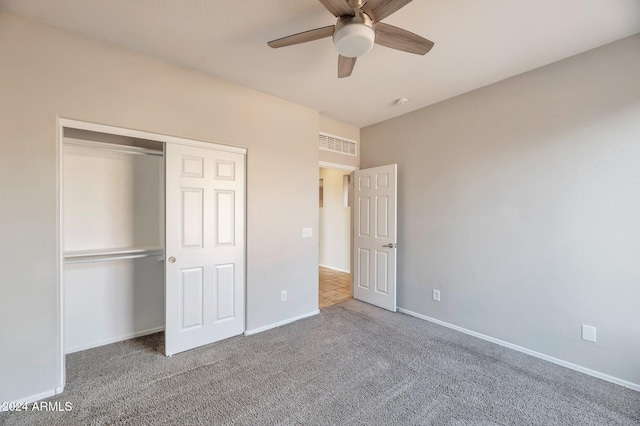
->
xmin=58 ymin=119 xmax=247 ymax=391
xmin=62 ymin=127 xmax=165 ymax=356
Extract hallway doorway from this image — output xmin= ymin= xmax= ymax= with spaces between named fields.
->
xmin=319 ymin=166 xmax=353 ymax=309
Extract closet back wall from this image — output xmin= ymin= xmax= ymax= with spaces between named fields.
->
xmin=63 ymin=143 xmax=164 ymax=352
xmin=0 ymin=11 xmax=319 ymax=404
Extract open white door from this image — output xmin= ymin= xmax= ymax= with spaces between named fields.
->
xmin=165 ymin=143 xmax=245 ymax=356
xmin=353 ymin=164 xmax=397 ymax=312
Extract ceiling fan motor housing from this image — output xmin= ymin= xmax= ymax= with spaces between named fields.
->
xmin=333 ymin=10 xmax=375 ymax=58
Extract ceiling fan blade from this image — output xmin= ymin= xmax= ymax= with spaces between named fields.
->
xmin=338 ymin=55 xmax=356 ymax=78
xmin=362 ymin=0 xmax=413 ymax=22
xmin=268 ymin=25 xmax=335 ymax=48
xmin=318 ymin=0 xmax=354 ymax=17
xmin=375 ymin=22 xmax=434 ymax=55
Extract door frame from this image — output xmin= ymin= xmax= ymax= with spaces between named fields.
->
xmin=318 ymin=161 xmax=358 ymax=301
xmin=57 ymin=118 xmax=247 ymax=392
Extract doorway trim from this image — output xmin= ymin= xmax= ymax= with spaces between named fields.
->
xmin=319 ymin=161 xmax=358 ymax=172
xmin=59 ymin=118 xmax=246 ymax=154
xmin=57 ymin=117 xmax=247 ymax=392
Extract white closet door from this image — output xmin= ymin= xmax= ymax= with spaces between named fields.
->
xmin=165 ymin=143 xmax=245 ymax=356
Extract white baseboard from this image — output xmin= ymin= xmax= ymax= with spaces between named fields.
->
xmin=65 ymin=326 xmax=165 ymax=354
xmin=319 ymin=264 xmax=350 ymax=274
xmin=397 ymin=307 xmax=640 ymax=393
xmin=244 ymin=310 xmax=320 ymax=336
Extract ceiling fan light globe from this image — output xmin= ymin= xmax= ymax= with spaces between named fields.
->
xmin=333 ymin=23 xmax=375 ymax=58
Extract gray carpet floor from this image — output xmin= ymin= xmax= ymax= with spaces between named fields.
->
xmin=2 ymin=299 xmax=639 ymax=425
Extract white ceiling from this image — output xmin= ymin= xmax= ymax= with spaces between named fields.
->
xmin=1 ymin=0 xmax=639 ymax=127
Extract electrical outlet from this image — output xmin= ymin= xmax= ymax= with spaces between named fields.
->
xmin=281 ymin=290 xmax=287 ymax=302
xmin=432 ymin=289 xmax=441 ymax=302
xmin=582 ymin=324 xmax=596 ymax=343
xmin=301 ymin=228 xmax=313 ymax=238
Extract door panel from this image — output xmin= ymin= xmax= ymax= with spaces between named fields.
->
xmin=181 ymin=188 xmax=204 ymax=248
xmin=353 ymin=164 xmax=397 ymax=311
xmin=165 ymin=143 xmax=245 ymax=356
xmin=181 ymin=267 xmax=204 ymax=330
xmin=375 ymin=251 xmax=388 ymax=294
xmin=216 ymin=190 xmax=235 ymax=245
xmin=181 ymin=155 xmax=204 ymax=178
xmin=215 ymin=160 xmax=236 ymax=180
xmin=358 ymin=249 xmax=370 ymax=289
xmin=214 ymin=263 xmax=235 ymax=322
xmin=376 ymin=196 xmax=389 ymax=238
xmin=359 ymin=197 xmax=370 ymax=236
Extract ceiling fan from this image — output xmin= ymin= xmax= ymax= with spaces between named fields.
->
xmin=268 ymin=0 xmax=434 ymax=78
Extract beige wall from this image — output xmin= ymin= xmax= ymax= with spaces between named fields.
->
xmin=0 ymin=11 xmax=319 ymax=403
xmin=361 ymin=34 xmax=640 ymax=387
xmin=319 ymin=168 xmax=351 ymax=272
xmin=319 ymin=115 xmax=360 ymax=169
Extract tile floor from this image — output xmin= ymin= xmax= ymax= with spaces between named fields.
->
xmin=319 ymin=266 xmax=351 ymax=309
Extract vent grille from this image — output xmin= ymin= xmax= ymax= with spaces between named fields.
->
xmin=319 ymin=132 xmax=357 ymax=156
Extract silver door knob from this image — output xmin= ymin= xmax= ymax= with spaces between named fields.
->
xmin=382 ymin=243 xmax=397 ymax=248
xmin=168 ymin=256 xmax=176 ymax=264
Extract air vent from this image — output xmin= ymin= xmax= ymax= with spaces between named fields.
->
xmin=319 ymin=132 xmax=357 ymax=156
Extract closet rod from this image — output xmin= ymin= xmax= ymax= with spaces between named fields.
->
xmin=64 ymin=141 xmax=164 ymax=157
xmin=64 ymin=248 xmax=164 ymax=264
xmin=64 ymin=252 xmax=164 ymax=264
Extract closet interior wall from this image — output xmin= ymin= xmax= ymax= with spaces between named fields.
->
xmin=62 ymin=128 xmax=165 ymax=353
